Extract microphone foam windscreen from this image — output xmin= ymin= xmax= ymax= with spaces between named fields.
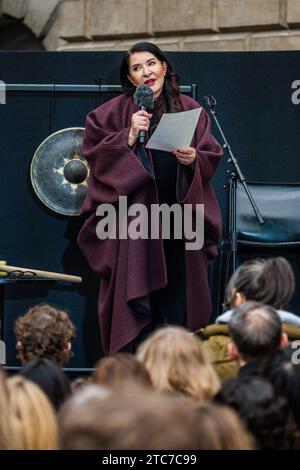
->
xmin=133 ymin=85 xmax=154 ymax=109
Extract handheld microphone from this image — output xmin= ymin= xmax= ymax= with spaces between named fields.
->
xmin=133 ymin=85 xmax=154 ymax=144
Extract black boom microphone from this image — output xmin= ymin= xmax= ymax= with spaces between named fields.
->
xmin=133 ymin=85 xmax=154 ymax=144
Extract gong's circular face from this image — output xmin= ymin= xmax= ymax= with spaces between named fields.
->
xmin=31 ymin=127 xmax=89 ymax=216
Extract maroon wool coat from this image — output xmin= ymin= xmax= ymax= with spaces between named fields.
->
xmin=77 ymin=93 xmax=223 ymax=354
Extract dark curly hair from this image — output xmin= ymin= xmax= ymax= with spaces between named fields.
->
xmin=15 ymin=304 xmax=76 ymax=366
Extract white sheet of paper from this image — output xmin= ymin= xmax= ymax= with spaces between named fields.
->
xmin=145 ymin=107 xmax=202 ymax=152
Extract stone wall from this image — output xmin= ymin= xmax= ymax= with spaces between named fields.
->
xmin=0 ymin=0 xmax=66 ymax=49
xmin=1 ymin=0 xmax=300 ymax=51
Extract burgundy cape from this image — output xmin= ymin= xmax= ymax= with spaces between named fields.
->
xmin=78 ymin=93 xmax=223 ymax=354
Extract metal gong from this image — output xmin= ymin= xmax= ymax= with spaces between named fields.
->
xmin=30 ymin=127 xmax=89 ymax=216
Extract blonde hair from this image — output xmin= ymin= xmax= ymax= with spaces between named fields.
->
xmin=0 ymin=369 xmax=21 ymax=449
xmin=7 ymin=376 xmax=58 ymax=449
xmin=136 ymin=326 xmax=220 ymax=401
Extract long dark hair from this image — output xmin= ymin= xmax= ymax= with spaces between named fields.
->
xmin=120 ymin=42 xmax=182 ymax=117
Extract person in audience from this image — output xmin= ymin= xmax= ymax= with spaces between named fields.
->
xmin=93 ymin=352 xmax=152 ymax=389
xmin=260 ymin=350 xmax=300 ymax=435
xmin=227 ymin=302 xmax=288 ymax=376
xmin=0 ymin=368 xmax=21 ymax=449
xmin=196 ymin=257 xmax=300 ymax=382
xmin=217 ymin=257 xmax=299 ymax=325
xmin=15 ymin=303 xmax=76 ymax=366
xmin=194 ymin=402 xmax=254 ymax=450
xmin=7 ymin=375 xmax=58 ymax=450
xmin=59 ymin=386 xmax=204 ymax=450
xmin=19 ymin=358 xmax=71 ymax=410
xmin=216 ymin=375 xmax=295 ymax=449
xmin=136 ymin=326 xmax=220 ymax=402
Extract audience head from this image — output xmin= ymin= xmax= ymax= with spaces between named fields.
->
xmin=0 ymin=368 xmax=21 ymax=449
xmin=7 ymin=375 xmax=58 ymax=449
xmin=261 ymin=350 xmax=300 ymax=428
xmin=59 ymin=386 xmax=203 ymax=450
xmin=194 ymin=402 xmax=254 ymax=450
xmin=228 ymin=302 xmax=288 ymax=363
xmin=217 ymin=375 xmax=295 ymax=449
xmin=93 ymin=352 xmax=152 ymax=389
xmin=225 ymin=257 xmax=294 ymax=310
xmin=15 ymin=303 xmax=76 ymax=366
xmin=19 ymin=358 xmax=71 ymax=410
xmin=136 ymin=326 xmax=220 ymax=401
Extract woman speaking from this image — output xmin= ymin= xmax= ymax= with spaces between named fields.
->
xmin=78 ymin=42 xmax=223 ymax=354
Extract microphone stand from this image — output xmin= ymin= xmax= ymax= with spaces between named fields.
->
xmin=203 ymin=95 xmax=264 ymax=301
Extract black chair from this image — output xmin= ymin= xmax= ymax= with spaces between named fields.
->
xmin=213 ymin=180 xmax=300 ymax=317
